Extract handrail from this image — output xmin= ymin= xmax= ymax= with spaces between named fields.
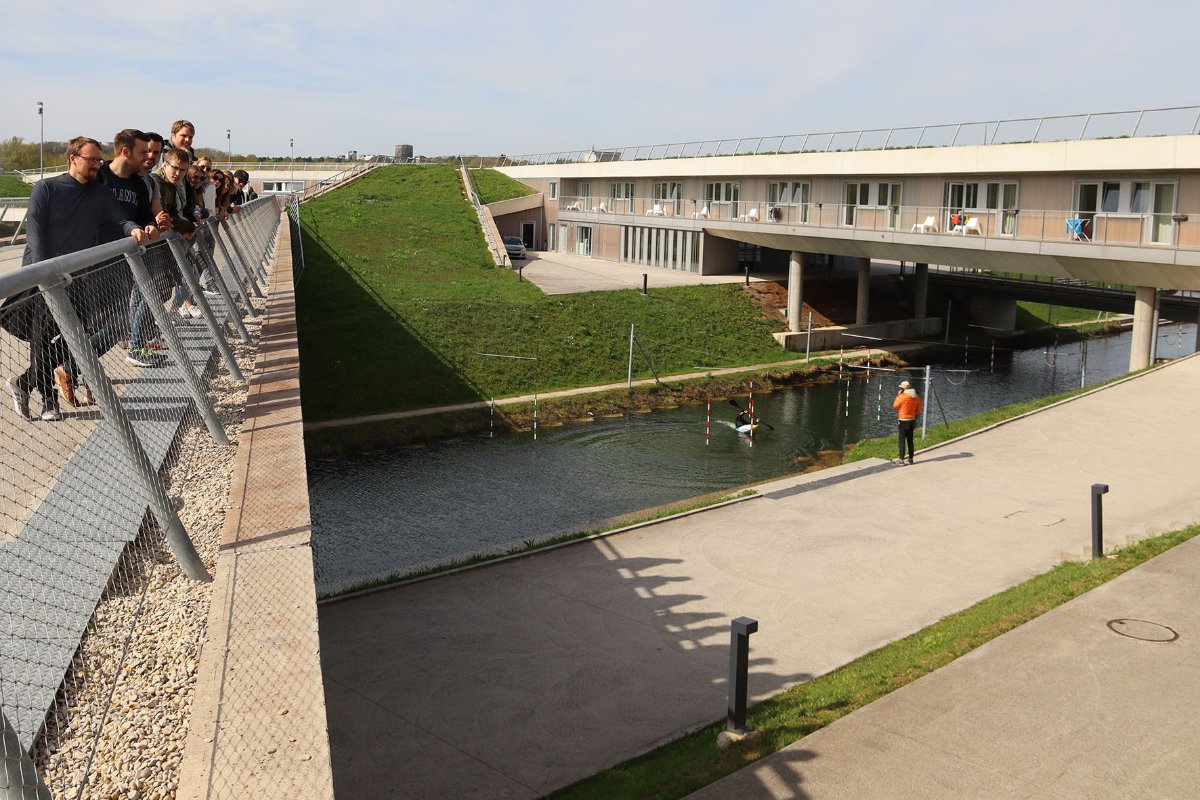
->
xmin=493 ymin=104 xmax=1200 ymax=167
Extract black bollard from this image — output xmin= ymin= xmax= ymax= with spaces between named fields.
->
xmin=744 ymin=265 xmax=750 ymax=286
xmin=643 ymin=273 xmax=648 ymax=295
xmin=727 ymin=616 xmax=758 ymax=733
xmin=1091 ymin=483 xmax=1109 ymax=559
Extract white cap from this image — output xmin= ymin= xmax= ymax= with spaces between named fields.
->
xmin=899 ymin=380 xmax=911 ymax=389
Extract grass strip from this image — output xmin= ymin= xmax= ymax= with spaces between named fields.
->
xmin=551 ymin=523 xmax=1200 ymax=800
xmin=319 ymin=489 xmax=758 ymax=600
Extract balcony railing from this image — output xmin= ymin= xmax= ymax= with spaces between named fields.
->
xmin=556 ymin=195 xmax=1197 ymax=251
xmin=492 ymin=105 xmax=1200 ymax=167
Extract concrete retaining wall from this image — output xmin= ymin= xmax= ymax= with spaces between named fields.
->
xmin=774 ymin=317 xmax=943 ymax=352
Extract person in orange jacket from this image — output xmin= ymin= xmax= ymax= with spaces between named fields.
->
xmin=892 ymin=379 xmax=923 ymax=465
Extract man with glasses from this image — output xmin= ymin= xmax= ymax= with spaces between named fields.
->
xmin=56 ymin=129 xmax=162 ymax=403
xmin=3 ymin=136 xmax=153 ymax=421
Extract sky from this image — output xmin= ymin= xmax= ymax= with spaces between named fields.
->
xmin=2 ymin=0 xmax=1198 ymax=160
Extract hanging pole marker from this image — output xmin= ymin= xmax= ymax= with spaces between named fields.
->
xmin=749 ymin=381 xmax=754 ymax=448
xmin=706 ymin=397 xmax=711 ymax=446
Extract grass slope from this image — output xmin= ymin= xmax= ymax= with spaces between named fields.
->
xmin=0 ymin=174 xmax=31 ymax=197
xmin=471 ymin=168 xmax=536 ymax=204
xmin=296 ymin=165 xmax=789 ymax=421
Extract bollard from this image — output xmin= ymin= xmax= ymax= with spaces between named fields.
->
xmin=642 ymin=273 xmax=647 ymax=295
xmin=1091 ymin=483 xmax=1110 ymax=559
xmin=744 ymin=265 xmax=750 ymax=286
xmin=727 ymin=616 xmax=758 ymax=733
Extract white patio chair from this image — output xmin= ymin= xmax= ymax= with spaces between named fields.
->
xmin=910 ymin=215 xmax=938 ymax=233
xmin=963 ymin=217 xmax=983 ymax=236
xmin=692 ymin=204 xmax=710 ymax=219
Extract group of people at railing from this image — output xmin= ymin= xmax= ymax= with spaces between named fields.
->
xmin=1 ymin=121 xmax=258 ymax=422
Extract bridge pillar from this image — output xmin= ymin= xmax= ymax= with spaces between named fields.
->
xmin=913 ymin=263 xmax=929 ymax=319
xmin=856 ymin=257 xmax=870 ymax=325
xmin=1129 ymin=287 xmax=1156 ymax=370
xmin=787 ymin=251 xmax=805 ymax=331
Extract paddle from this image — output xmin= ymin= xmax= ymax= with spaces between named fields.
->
xmin=726 ymin=398 xmax=775 ymax=429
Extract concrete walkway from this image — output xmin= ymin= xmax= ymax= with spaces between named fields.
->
xmin=517 ymin=250 xmax=782 ymax=294
xmin=318 ymin=354 xmax=1200 ymax=798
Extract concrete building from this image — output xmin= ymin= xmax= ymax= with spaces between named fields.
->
xmin=395 ymin=144 xmax=414 ymax=162
xmin=493 ymin=108 xmax=1200 ymax=370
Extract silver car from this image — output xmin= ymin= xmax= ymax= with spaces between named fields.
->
xmin=502 ymin=236 xmax=527 ymax=260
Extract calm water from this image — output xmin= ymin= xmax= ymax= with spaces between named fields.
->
xmin=309 ymin=325 xmax=1196 ymax=593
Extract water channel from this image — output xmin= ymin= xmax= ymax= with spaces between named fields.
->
xmin=309 ymin=325 xmax=1196 ymax=594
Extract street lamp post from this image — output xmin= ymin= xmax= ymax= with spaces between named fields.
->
xmin=289 ymin=138 xmax=294 ymax=192
xmin=226 ymin=128 xmax=231 ymax=164
xmin=37 ymin=101 xmax=44 ymax=179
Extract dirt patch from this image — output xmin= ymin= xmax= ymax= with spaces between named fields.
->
xmin=742 ymin=281 xmax=835 ymax=327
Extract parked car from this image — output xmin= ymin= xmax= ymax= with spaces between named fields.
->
xmin=502 ymin=236 xmax=527 ymax=260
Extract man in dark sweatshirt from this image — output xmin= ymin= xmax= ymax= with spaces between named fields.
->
xmin=4 ymin=136 xmax=153 ymax=421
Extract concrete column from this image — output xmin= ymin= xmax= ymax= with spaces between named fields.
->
xmin=1129 ymin=286 xmax=1156 ymax=371
xmin=856 ymin=257 xmax=870 ymax=325
xmin=787 ymin=251 xmax=804 ymax=331
xmin=914 ymin=263 xmax=929 ymax=320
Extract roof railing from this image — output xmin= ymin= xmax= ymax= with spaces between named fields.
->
xmin=490 ymin=105 xmax=1200 ymax=168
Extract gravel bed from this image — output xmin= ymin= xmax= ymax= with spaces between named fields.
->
xmin=35 ymin=303 xmax=264 ymax=800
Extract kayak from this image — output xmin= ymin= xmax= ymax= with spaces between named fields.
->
xmin=735 ymin=423 xmax=760 ymax=434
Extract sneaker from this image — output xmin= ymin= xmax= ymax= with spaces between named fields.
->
xmin=904 ymin=458 xmax=914 ymax=465
xmin=202 ymin=288 xmax=221 ymax=298
xmin=189 ymin=306 xmax=204 ymax=319
xmin=7 ymin=376 xmax=32 ymax=421
xmin=893 ymin=458 xmax=906 ymax=465
xmin=40 ymin=405 xmax=62 ymax=422
xmin=178 ymin=305 xmax=194 ymax=321
xmin=54 ymin=365 xmax=78 ymax=407
xmin=126 ymin=348 xmax=162 ymax=368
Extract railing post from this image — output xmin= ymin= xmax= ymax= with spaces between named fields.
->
xmin=165 ymin=237 xmax=245 ymax=382
xmin=208 ymin=223 xmax=257 ymax=316
xmin=193 ymin=231 xmax=251 ymax=343
xmin=726 ymin=617 xmax=758 ymax=733
xmin=1091 ymin=483 xmax=1110 ymax=559
xmin=126 ymin=249 xmax=228 ymax=445
xmin=2 ymin=711 xmax=53 ymax=799
xmin=40 ymin=282 xmax=211 ymax=582
xmin=220 ymin=217 xmax=265 ymax=298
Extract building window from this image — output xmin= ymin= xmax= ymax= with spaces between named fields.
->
xmin=844 ymin=182 xmax=868 ymax=225
xmin=610 ymin=181 xmax=634 ymax=213
xmin=653 ymin=181 xmax=683 ymax=216
xmin=878 ymin=182 xmax=901 ymax=228
xmin=549 ymin=181 xmax=558 ymax=200
xmin=579 ymin=181 xmax=591 ymax=210
xmin=705 ymin=181 xmax=740 ymax=219
xmin=576 ymin=225 xmax=592 ymax=256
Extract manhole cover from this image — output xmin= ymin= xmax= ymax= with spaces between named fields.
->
xmin=1106 ymin=618 xmax=1179 ymax=643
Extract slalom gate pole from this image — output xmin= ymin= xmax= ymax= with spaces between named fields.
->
xmin=490 ymin=397 xmax=495 ymax=438
xmin=839 ymin=347 xmax=844 ymax=379
xmin=706 ymin=398 xmax=711 ymax=446
xmin=534 ymin=392 xmax=538 ymax=440
xmin=749 ymin=381 xmax=754 ymax=448
xmin=990 ymin=340 xmax=995 ymax=373
xmin=876 ymin=377 xmax=882 ymax=421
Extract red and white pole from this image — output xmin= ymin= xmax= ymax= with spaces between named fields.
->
xmin=706 ymin=397 xmax=711 ymax=446
xmin=749 ymin=381 xmax=755 ymax=448
xmin=839 ymin=346 xmax=844 ymax=379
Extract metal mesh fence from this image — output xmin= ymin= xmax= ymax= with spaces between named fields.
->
xmin=1 ymin=197 xmax=280 ymax=798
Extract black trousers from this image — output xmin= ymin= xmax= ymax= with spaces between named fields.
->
xmin=897 ymin=419 xmax=916 ymax=460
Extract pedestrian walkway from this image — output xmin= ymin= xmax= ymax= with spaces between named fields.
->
xmin=318 ymin=353 xmax=1200 ymax=799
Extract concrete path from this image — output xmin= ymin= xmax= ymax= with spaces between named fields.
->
xmin=318 ymin=353 xmax=1200 ymax=798
xmin=517 ymin=250 xmax=782 ymax=294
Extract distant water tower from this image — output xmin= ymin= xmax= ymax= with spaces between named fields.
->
xmin=395 ymin=144 xmax=414 ymax=162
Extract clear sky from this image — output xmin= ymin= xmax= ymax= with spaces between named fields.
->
xmin=2 ymin=0 xmax=1197 ymax=160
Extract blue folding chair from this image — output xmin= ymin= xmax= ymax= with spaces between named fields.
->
xmin=1067 ymin=217 xmax=1090 ymax=241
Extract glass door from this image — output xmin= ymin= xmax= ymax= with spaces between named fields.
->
xmin=944 ymin=182 xmax=965 ymax=230
xmin=1153 ymin=183 xmax=1176 ymax=244
xmin=576 ymin=226 xmax=592 ymax=256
